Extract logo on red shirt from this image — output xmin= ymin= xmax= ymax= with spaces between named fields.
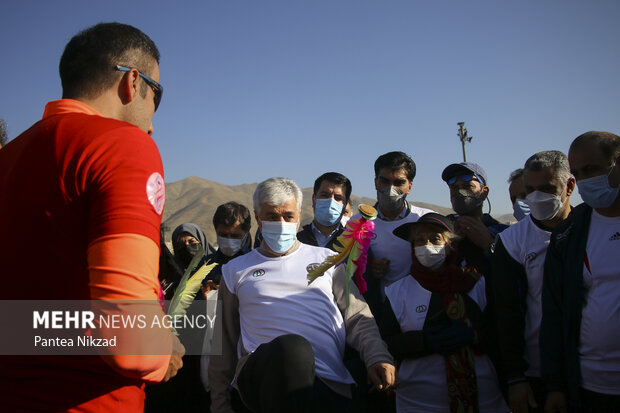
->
xmin=146 ymin=172 xmax=165 ymax=215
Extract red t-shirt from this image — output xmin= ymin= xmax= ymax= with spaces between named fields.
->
xmin=0 ymin=100 xmax=166 ymax=411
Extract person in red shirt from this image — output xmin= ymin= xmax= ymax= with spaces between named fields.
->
xmin=0 ymin=23 xmax=183 ymax=412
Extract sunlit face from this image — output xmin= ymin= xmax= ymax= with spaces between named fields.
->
xmin=509 ymin=176 xmax=527 ymax=204
xmin=375 ymin=167 xmax=412 ymax=195
xmin=344 ymin=202 xmax=352 ymax=217
xmin=412 ymin=224 xmax=449 ymax=248
xmin=215 ymin=221 xmax=247 ymax=239
xmin=178 ymin=233 xmax=200 ymax=246
xmin=256 ymin=197 xmax=300 ymax=228
xmin=312 ymin=180 xmax=346 ymax=209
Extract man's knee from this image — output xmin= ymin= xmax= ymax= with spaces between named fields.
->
xmin=270 ymin=334 xmax=314 ymax=371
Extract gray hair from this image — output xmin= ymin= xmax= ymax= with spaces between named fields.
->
xmin=524 ymin=150 xmax=571 ymax=185
xmin=507 ymin=168 xmax=524 ymax=184
xmin=253 ymin=177 xmax=303 ymax=214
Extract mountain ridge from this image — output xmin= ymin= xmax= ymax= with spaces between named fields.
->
xmin=162 ymin=176 xmax=512 ymax=246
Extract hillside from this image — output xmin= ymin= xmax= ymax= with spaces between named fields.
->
xmin=161 ymin=177 xmax=458 ymax=246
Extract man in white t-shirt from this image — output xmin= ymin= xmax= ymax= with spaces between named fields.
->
xmin=542 ymin=131 xmax=620 ymax=413
xmin=492 ymin=151 xmax=575 ymax=413
xmin=209 ymin=177 xmax=395 ymax=413
xmin=359 ymin=151 xmax=434 ymax=317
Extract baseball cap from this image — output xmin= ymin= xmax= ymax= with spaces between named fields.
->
xmin=393 ymin=213 xmax=455 ymax=242
xmin=441 ymin=162 xmax=487 ymax=186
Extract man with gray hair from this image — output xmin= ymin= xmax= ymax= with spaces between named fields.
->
xmin=491 ymin=150 xmax=575 ymax=413
xmin=209 ymin=177 xmax=395 ymax=413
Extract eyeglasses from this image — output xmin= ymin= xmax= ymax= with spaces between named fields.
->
xmin=115 ymin=65 xmax=163 ymax=111
xmin=447 ymin=173 xmax=484 ymax=186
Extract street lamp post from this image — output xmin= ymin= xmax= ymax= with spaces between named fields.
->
xmin=457 ymin=122 xmax=473 ymax=162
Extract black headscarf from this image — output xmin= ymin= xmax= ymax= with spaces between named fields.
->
xmin=172 ymin=223 xmax=210 ymax=270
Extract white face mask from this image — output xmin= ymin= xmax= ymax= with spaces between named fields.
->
xmin=217 ymin=234 xmax=245 ymax=257
xmin=525 ymin=190 xmax=564 ymax=221
xmin=414 ymin=244 xmax=447 ymax=270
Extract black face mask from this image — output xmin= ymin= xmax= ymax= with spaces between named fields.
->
xmin=176 ymin=243 xmax=202 ymax=268
xmin=451 ymin=188 xmax=485 ymax=216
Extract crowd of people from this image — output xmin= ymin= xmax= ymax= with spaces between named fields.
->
xmin=0 ymin=22 xmax=619 ymax=413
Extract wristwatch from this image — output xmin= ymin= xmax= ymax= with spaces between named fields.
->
xmin=488 ymin=242 xmax=496 ymax=254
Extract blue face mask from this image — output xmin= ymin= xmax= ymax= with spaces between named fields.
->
xmin=512 ymin=198 xmax=530 ymax=221
xmin=260 ymin=221 xmax=298 ymax=253
xmin=577 ymin=164 xmax=619 ymax=209
xmin=314 ymin=197 xmax=344 ymax=227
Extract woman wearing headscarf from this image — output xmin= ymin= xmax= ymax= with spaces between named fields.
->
xmin=378 ymin=213 xmax=507 ymax=413
xmin=146 ymin=222 xmax=215 ymax=413
xmin=171 ymin=222 xmax=213 ymax=271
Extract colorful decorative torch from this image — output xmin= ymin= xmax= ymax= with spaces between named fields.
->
xmin=307 ymin=204 xmax=378 ymax=306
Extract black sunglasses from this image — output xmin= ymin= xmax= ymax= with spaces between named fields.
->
xmin=115 ymin=65 xmax=163 ymax=111
xmin=447 ymin=173 xmax=483 ymax=186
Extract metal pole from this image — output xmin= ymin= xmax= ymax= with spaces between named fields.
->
xmin=457 ymin=122 xmax=472 ymax=162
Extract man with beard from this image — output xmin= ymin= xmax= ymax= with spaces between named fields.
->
xmin=440 ymin=161 xmax=508 ymax=385
xmin=297 ymin=172 xmax=352 ymax=251
xmin=441 ymin=162 xmax=508 ymax=276
xmin=358 ymin=152 xmax=435 ymax=320
xmin=0 ymin=22 xmax=183 ymax=412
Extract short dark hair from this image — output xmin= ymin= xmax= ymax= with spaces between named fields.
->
xmin=213 ymin=202 xmax=252 ymax=233
xmin=374 ymin=151 xmax=417 ymax=181
xmin=507 ymin=168 xmax=524 ymax=184
xmin=0 ymin=119 xmax=7 ymax=147
xmin=313 ymin=172 xmax=352 ymax=202
xmin=59 ymin=22 xmax=160 ymax=100
xmin=570 ymin=131 xmax=620 ymax=163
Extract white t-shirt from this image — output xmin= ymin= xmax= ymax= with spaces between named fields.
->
xmin=498 ymin=215 xmax=551 ymax=377
xmin=221 ymin=244 xmax=354 ymax=385
xmin=353 ymin=204 xmax=434 ymax=287
xmin=579 ymin=210 xmax=620 ymax=395
xmin=385 ymin=276 xmax=508 ymax=413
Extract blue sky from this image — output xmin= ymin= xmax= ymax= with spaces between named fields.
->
xmin=2 ymin=0 xmax=619 ymax=214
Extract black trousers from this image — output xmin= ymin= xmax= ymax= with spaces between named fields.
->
xmin=578 ymin=388 xmax=620 ymax=413
xmin=237 ymin=334 xmax=354 ymax=413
